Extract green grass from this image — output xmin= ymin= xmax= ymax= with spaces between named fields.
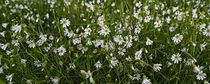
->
xmin=0 ymin=0 xmax=209 ymax=84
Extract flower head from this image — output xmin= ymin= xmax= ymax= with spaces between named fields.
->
xmin=60 ymin=18 xmax=70 ymax=28
xmin=171 ymin=53 xmax=182 ymax=63
xmin=172 ymin=33 xmax=183 ymax=44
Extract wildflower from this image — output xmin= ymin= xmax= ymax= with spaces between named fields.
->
xmin=169 ymin=27 xmax=176 ymax=32
xmin=135 ymin=48 xmax=143 ymax=60
xmin=2 ymin=23 xmax=8 ymax=28
xmin=84 ymin=27 xmax=92 ymax=35
xmin=80 ymin=70 xmax=94 ymax=83
xmin=36 ymin=39 xmax=45 ymax=46
xmin=185 ymin=58 xmax=196 ymax=66
xmin=73 ymin=38 xmax=81 ymax=45
xmin=6 ymin=74 xmax=13 ymax=82
xmin=39 ymin=33 xmax=47 ymax=41
xmin=94 ymin=61 xmax=102 ymax=69
xmin=204 ymin=81 xmax=209 ymax=84
xmin=60 ymin=18 xmax=70 ymax=28
xmin=57 ymin=46 xmax=66 ymax=56
xmin=196 ymin=71 xmax=206 ymax=80
xmin=11 ymin=24 xmax=22 ymax=33
xmin=171 ymin=53 xmax=182 ymax=63
xmin=69 ymin=63 xmax=76 ymax=69
xmin=154 ymin=20 xmax=162 ymax=28
xmin=11 ymin=40 xmax=19 ymax=46
xmin=26 ymin=80 xmax=32 ymax=84
xmin=144 ymin=16 xmax=151 ymax=23
xmin=146 ymin=38 xmax=153 ymax=45
xmin=50 ymin=77 xmax=59 ymax=84
xmin=64 ymin=29 xmax=74 ymax=38
xmin=153 ymin=64 xmax=162 ymax=72
xmin=132 ymin=74 xmax=141 ymax=80
xmin=98 ymin=26 xmax=111 ymax=36
xmin=110 ymin=57 xmax=119 ymax=68
xmin=172 ymin=33 xmax=183 ymax=44
xmin=21 ymin=59 xmax=27 ymax=67
xmin=118 ymin=47 xmax=126 ymax=55
xmin=0 ymin=43 xmax=8 ymax=50
xmin=193 ymin=65 xmax=204 ymax=73
xmin=136 ymin=1 xmax=142 ymax=8
xmin=26 ymin=40 xmax=36 ymax=48
xmin=0 ymin=67 xmax=3 ymax=74
xmin=113 ymin=35 xmax=124 ymax=45
xmin=203 ymin=28 xmax=210 ymax=37
xmin=34 ymin=60 xmax=42 ymax=67
xmin=166 ymin=16 xmax=171 ymax=23
xmin=142 ymin=77 xmax=151 ymax=84
xmin=0 ymin=31 xmax=5 ymax=37
xmin=49 ymin=35 xmax=54 ymax=40
xmin=134 ymin=27 xmax=141 ymax=34
xmin=200 ymin=42 xmax=207 ymax=51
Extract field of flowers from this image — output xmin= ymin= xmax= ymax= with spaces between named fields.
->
xmin=0 ymin=0 xmax=209 ymax=84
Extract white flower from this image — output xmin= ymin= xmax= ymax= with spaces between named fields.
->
xmin=69 ymin=63 xmax=76 ymax=69
xmin=0 ymin=67 xmax=3 ymax=74
xmin=39 ymin=33 xmax=47 ymax=41
xmin=185 ymin=58 xmax=196 ymax=66
xmin=142 ymin=77 xmax=151 ymax=84
xmin=169 ymin=27 xmax=176 ymax=32
xmin=11 ymin=24 xmax=22 ymax=33
xmin=0 ymin=31 xmax=5 ymax=37
xmin=6 ymin=74 xmax=13 ymax=82
xmin=36 ymin=39 xmax=45 ymax=46
xmin=80 ymin=70 xmax=94 ymax=83
xmin=166 ymin=16 xmax=171 ymax=23
xmin=200 ymin=42 xmax=207 ymax=51
xmin=57 ymin=46 xmax=66 ymax=56
xmin=97 ymin=15 xmax=105 ymax=26
xmin=26 ymin=80 xmax=32 ymax=84
xmin=193 ymin=66 xmax=204 ymax=73
xmin=144 ymin=16 xmax=151 ymax=23
xmin=204 ymin=81 xmax=209 ymax=84
xmin=21 ymin=59 xmax=27 ymax=67
xmin=0 ymin=43 xmax=8 ymax=50
xmin=172 ymin=33 xmax=183 ymax=44
xmin=73 ymin=38 xmax=81 ymax=45
xmin=98 ymin=26 xmax=111 ymax=36
xmin=171 ymin=53 xmax=182 ymax=63
xmin=114 ymin=35 xmax=124 ymax=45
xmin=146 ymin=38 xmax=153 ymax=45
xmin=94 ymin=61 xmax=102 ymax=68
xmin=50 ymin=77 xmax=59 ymax=84
xmin=34 ymin=60 xmax=42 ymax=67
xmin=26 ymin=40 xmax=36 ymax=48
xmin=136 ymin=1 xmax=142 ymax=8
xmin=84 ymin=27 xmax=92 ymax=35
xmin=64 ymin=29 xmax=74 ymax=38
xmin=203 ymin=28 xmax=210 ymax=37
xmin=135 ymin=48 xmax=143 ymax=60
xmin=196 ymin=71 xmax=206 ymax=80
xmin=49 ymin=35 xmax=54 ymax=40
xmin=60 ymin=18 xmax=70 ymax=28
xmin=154 ymin=20 xmax=162 ymax=28
xmin=153 ymin=64 xmax=162 ymax=72
xmin=2 ymin=23 xmax=8 ymax=28
xmin=134 ymin=27 xmax=141 ymax=34
xmin=110 ymin=57 xmax=119 ymax=68
xmin=132 ymin=74 xmax=141 ymax=80
xmin=11 ymin=40 xmax=19 ymax=46
xmin=118 ymin=47 xmax=126 ymax=55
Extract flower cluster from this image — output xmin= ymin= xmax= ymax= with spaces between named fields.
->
xmin=0 ymin=0 xmax=209 ymax=83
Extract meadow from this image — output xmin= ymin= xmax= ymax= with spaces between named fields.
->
xmin=0 ymin=0 xmax=209 ymax=84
